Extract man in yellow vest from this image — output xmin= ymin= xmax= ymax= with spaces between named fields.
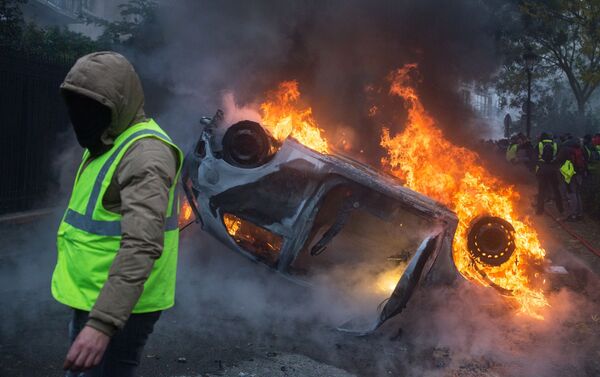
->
xmin=505 ymin=135 xmax=519 ymax=163
xmin=535 ymin=132 xmax=563 ymax=216
xmin=556 ymin=136 xmax=582 ymax=221
xmin=51 ymin=52 xmax=182 ymax=376
xmin=536 ymin=132 xmax=558 ymax=165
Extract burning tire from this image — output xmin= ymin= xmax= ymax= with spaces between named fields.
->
xmin=222 ymin=120 xmax=276 ymax=168
xmin=466 ymin=215 xmax=516 ymax=267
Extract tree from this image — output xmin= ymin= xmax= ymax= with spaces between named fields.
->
xmin=20 ymin=23 xmax=101 ymax=60
xmin=1 ymin=0 xmax=100 ymax=60
xmin=93 ymin=0 xmax=162 ymax=53
xmin=534 ymin=81 xmax=591 ymax=135
xmin=497 ymin=0 xmax=600 ymax=117
xmin=524 ymin=0 xmax=600 ymax=115
xmin=0 ymin=0 xmax=26 ymax=46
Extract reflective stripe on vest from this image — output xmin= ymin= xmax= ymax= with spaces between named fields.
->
xmin=52 ymin=120 xmax=183 ymax=313
xmin=538 ymin=140 xmax=557 ymax=161
xmin=62 ymin=129 xmax=179 ymax=236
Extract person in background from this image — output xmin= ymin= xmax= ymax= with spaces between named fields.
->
xmin=583 ymin=134 xmax=599 ymax=174
xmin=536 ymin=132 xmax=557 ymax=168
xmin=556 ymin=134 xmax=583 ymax=221
xmin=518 ymin=135 xmax=536 ymax=171
xmin=570 ymin=135 xmax=587 ymax=177
xmin=593 ymin=133 xmax=600 ymax=158
xmin=581 ymin=134 xmax=599 ymax=211
xmin=506 ymin=135 xmax=519 ymax=163
xmin=535 ymin=131 xmax=563 ymax=216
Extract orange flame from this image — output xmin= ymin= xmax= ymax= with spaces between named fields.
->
xmin=223 ymin=213 xmax=283 ymax=266
xmin=179 ymin=199 xmax=193 ymax=226
xmin=376 ymin=265 xmax=406 ymax=295
xmin=251 ymin=74 xmax=547 ymax=317
xmin=380 ymin=64 xmax=548 ymax=318
xmin=260 ymin=81 xmax=329 ymax=153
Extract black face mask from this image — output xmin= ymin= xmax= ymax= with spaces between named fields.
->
xmin=62 ymin=91 xmax=112 ymax=151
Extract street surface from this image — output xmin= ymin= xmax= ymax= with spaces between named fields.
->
xmin=1 ymin=187 xmax=599 ymax=377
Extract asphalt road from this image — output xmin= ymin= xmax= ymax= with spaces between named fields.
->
xmin=1 ymin=206 xmax=599 ymax=377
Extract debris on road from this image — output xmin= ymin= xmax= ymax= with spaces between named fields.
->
xmin=204 ymin=353 xmax=356 ymax=377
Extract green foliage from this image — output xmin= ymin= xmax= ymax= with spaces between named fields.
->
xmin=0 ymin=0 xmax=26 ymax=45
xmin=1 ymin=0 xmax=100 ymax=60
xmin=495 ymin=63 xmax=554 ymax=110
xmin=20 ymin=23 xmax=102 ymax=60
xmin=495 ymin=0 xmax=600 ymax=118
xmin=534 ymin=83 xmax=598 ymax=135
xmin=522 ymin=0 xmax=600 ymax=113
xmin=0 ymin=0 xmax=160 ymax=64
xmin=94 ymin=0 xmax=161 ymax=52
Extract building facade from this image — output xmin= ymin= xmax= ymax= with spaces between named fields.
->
xmin=459 ymin=82 xmax=518 ymax=139
xmin=22 ymin=0 xmax=125 ymax=38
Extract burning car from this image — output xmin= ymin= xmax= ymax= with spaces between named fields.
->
xmin=179 ymin=109 xmax=525 ymax=333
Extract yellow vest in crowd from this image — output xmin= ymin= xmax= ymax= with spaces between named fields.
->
xmin=560 ymin=160 xmax=575 ymax=184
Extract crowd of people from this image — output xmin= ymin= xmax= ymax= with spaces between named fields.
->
xmin=504 ymin=132 xmax=600 ymax=221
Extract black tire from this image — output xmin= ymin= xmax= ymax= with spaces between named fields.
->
xmin=222 ymin=120 xmax=275 ymax=168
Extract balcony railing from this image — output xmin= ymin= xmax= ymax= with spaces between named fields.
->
xmin=32 ymin=0 xmax=82 ymax=21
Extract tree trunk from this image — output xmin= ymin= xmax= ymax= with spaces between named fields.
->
xmin=575 ymin=100 xmax=587 ymax=135
xmin=577 ymin=98 xmax=586 ymax=116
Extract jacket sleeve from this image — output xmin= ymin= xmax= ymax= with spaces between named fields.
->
xmin=554 ymin=146 xmax=570 ymax=166
xmin=86 ymin=138 xmax=178 ymax=336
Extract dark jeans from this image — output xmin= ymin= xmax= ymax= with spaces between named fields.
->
xmin=66 ymin=309 xmax=161 ymax=377
xmin=562 ymin=175 xmax=583 ymax=217
xmin=536 ymin=164 xmax=564 ymax=214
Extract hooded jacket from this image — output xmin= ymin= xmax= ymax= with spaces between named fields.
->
xmin=60 ymin=52 xmax=179 ymax=336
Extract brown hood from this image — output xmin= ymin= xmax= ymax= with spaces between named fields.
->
xmin=60 ymin=51 xmax=147 ymax=146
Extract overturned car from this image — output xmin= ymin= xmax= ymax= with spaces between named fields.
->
xmin=180 ymin=111 xmax=516 ymax=333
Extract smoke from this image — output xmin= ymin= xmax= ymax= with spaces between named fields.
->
xmin=379 ymin=279 xmax=598 ymax=377
xmin=112 ymin=1 xmax=598 ymax=375
xmin=129 ymin=0 xmax=505 ymax=155
xmin=173 ymin=208 xmax=436 ymax=328
xmin=169 ymin=222 xmax=600 ymax=377
xmin=4 ymin=2 xmax=599 ymax=376
xmin=220 ymin=92 xmax=261 ymax=126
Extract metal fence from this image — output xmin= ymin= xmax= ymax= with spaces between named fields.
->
xmin=0 ymin=48 xmax=73 ymax=215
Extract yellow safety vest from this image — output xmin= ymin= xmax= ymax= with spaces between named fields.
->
xmin=51 ymin=119 xmax=183 ymax=312
xmin=538 ymin=139 xmax=557 ymax=161
xmin=560 ymin=160 xmax=575 ymax=184
xmin=506 ymin=143 xmax=518 ymax=163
